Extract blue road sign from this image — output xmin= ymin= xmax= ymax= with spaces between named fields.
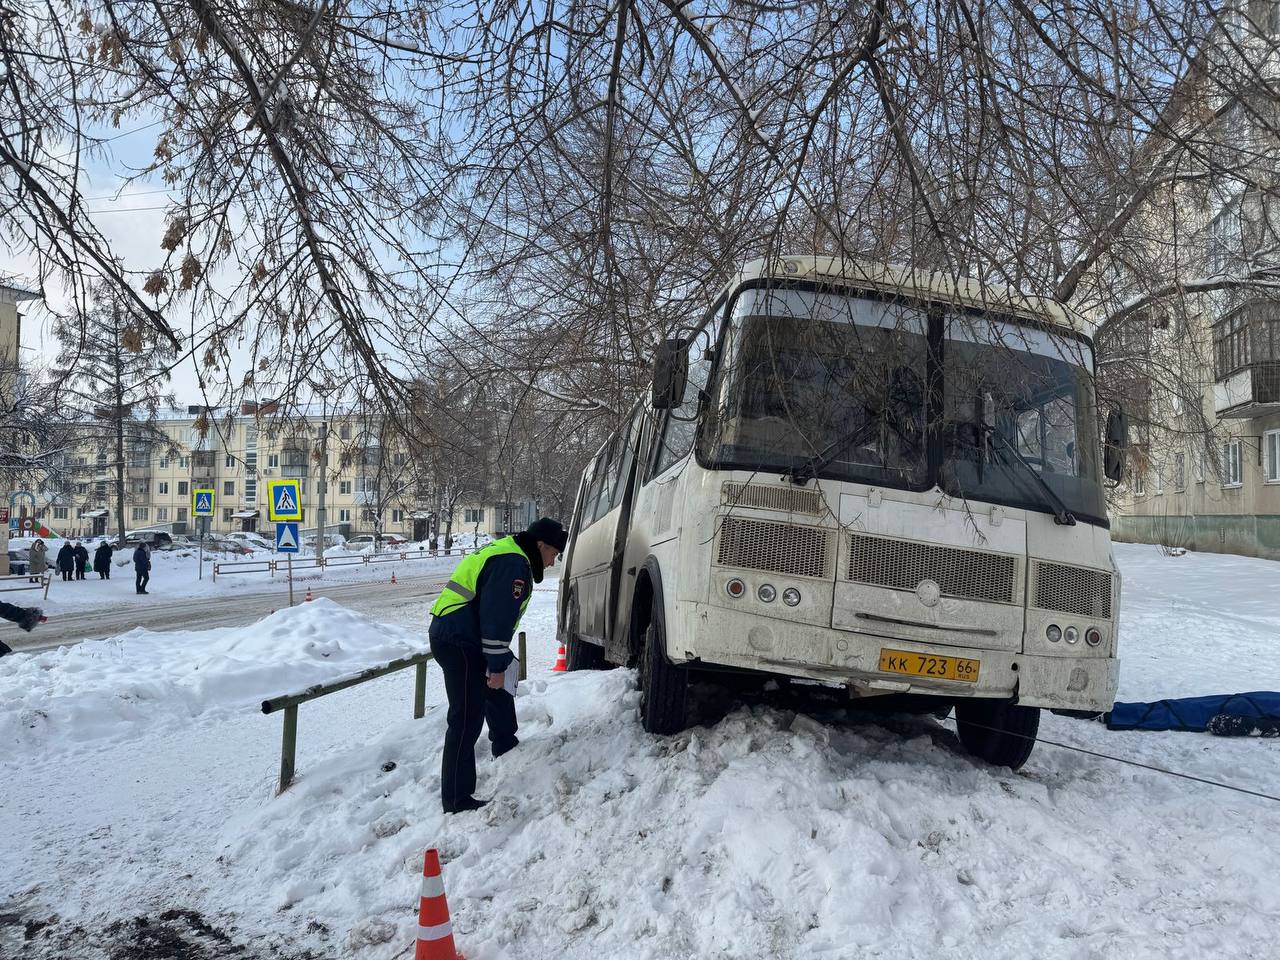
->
xmin=267 ymin=479 xmax=303 ymax=522
xmin=275 ymin=521 xmax=300 ymax=554
xmin=193 ymin=489 xmax=215 ymax=517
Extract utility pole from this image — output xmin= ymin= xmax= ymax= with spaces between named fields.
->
xmin=315 ymin=420 xmax=328 ymax=559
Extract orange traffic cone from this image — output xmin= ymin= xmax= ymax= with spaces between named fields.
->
xmin=551 ymin=644 xmax=568 ymax=672
xmin=305 ymin=588 xmax=314 ymax=602
xmin=391 ymin=572 xmax=398 ymax=585
xmin=415 ymin=848 xmax=462 ymax=960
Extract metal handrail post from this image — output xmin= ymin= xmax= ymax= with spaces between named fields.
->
xmin=279 ymin=704 xmax=298 ymax=794
xmin=414 ymin=661 xmax=427 ymax=719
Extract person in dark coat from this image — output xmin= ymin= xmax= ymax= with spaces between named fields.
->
xmin=0 ymin=601 xmax=46 ymax=657
xmin=56 ymin=542 xmax=75 ymax=581
xmin=133 ymin=543 xmax=151 ymax=594
xmin=72 ymin=541 xmax=89 ymax=580
xmin=93 ymin=541 xmax=114 ymax=579
xmin=427 ymin=517 xmax=567 ymax=814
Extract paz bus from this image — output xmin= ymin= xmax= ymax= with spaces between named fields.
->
xmin=557 ymin=257 xmax=1127 ymax=769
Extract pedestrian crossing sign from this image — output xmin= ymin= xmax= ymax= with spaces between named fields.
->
xmin=267 ymin=479 xmax=303 ymax=522
xmin=193 ymin=488 xmax=215 ymax=517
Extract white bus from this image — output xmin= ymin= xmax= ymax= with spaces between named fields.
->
xmin=558 ymin=257 xmax=1127 ymax=769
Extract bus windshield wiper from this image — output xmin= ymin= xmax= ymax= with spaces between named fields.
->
xmin=784 ymin=419 xmax=876 ymax=485
xmin=982 ymin=426 xmax=1076 ymax=526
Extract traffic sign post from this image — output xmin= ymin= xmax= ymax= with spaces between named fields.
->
xmin=276 ymin=521 xmax=300 ymax=606
xmin=193 ymin=488 xmax=216 ymax=582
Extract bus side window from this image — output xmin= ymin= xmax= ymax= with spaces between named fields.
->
xmin=590 ymin=436 xmax=619 ymax=523
xmin=579 ymin=452 xmax=605 ymax=530
xmin=606 ymin=408 xmax=643 ymax=512
xmin=653 ymin=344 xmax=711 ymax=475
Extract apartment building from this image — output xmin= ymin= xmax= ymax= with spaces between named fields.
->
xmin=1104 ymin=6 xmax=1280 ymax=560
xmin=38 ymin=404 xmax=538 ymax=543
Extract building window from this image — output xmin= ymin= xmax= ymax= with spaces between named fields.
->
xmin=225 ymin=454 xmax=236 ymax=468
xmin=361 ymin=509 xmax=377 ymax=523
xmin=464 ymin=508 xmax=483 ymax=524
xmin=159 ymin=481 xmax=169 ymax=495
xmin=53 ymin=507 xmax=68 ymax=520
xmin=76 ymin=484 xmax=88 ymax=495
xmin=340 ymin=480 xmax=352 ymax=496
xmin=223 ymin=507 xmax=233 ymax=522
xmin=392 ymin=509 xmax=404 ymax=523
xmin=244 ymin=479 xmax=256 ymax=503
xmin=340 ymin=423 xmax=352 ymax=440
xmin=156 ymin=508 xmax=169 ymax=522
xmin=223 ymin=481 xmax=235 ymax=497
xmin=177 ymin=508 xmax=188 ymax=522
xmin=159 ymin=458 xmax=169 ymax=469
xmin=1196 ymin=451 xmax=1207 ymax=483
xmin=1134 ymin=472 xmax=1145 ymax=496
xmin=132 ymin=507 xmax=148 ymax=522
xmin=1173 ymin=453 xmax=1186 ymax=492
xmin=1222 ymin=439 xmax=1243 ymax=487
xmin=1265 ymin=430 xmax=1280 ymax=483
xmin=133 ymin=481 xmax=149 ymax=495
xmin=394 ymin=452 xmax=407 ymax=466
xmin=338 ymin=509 xmax=351 ymax=522
xmin=179 ymin=456 xmax=189 ymax=468
xmin=178 ymin=481 xmax=188 ymax=496
xmin=1154 ymin=466 xmax=1164 ymax=496
xmin=268 ymin=454 xmax=279 ymax=468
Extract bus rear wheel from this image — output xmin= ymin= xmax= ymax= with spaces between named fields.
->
xmin=564 ymin=592 xmax=606 ymax=670
xmin=954 ymin=698 xmax=1039 ymax=770
xmin=640 ymin=605 xmax=689 ymax=736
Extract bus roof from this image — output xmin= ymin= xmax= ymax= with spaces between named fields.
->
xmin=727 ymin=257 xmax=1096 ymax=338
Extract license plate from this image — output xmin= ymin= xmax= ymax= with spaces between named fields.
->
xmin=879 ymin=649 xmax=980 ymax=683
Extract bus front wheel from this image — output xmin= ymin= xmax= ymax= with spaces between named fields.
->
xmin=640 ymin=606 xmax=689 ymax=736
xmin=954 ymin=699 xmax=1039 ymax=770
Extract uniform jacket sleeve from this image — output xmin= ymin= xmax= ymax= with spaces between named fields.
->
xmin=476 ymin=553 xmax=531 ymax=674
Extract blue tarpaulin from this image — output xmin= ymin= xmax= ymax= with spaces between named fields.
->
xmin=1106 ymin=692 xmax=1280 ymax=733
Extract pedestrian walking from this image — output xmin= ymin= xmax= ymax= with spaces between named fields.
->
xmin=28 ymin=538 xmax=47 ymax=584
xmin=73 ymin=541 xmax=89 ymax=580
xmin=93 ymin=541 xmax=114 ymax=579
xmin=427 ymin=516 xmax=567 ymax=814
xmin=56 ymin=541 xmax=74 ymax=582
xmin=133 ymin=542 xmax=151 ymax=594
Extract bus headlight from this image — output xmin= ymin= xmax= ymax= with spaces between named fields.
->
xmin=757 ymin=584 xmax=776 ymax=603
xmin=1046 ymin=624 xmax=1062 ymax=642
xmin=1085 ymin=627 xmax=1102 ymax=647
xmin=726 ymin=578 xmax=746 ymax=599
xmin=782 ymin=587 xmax=801 ymax=607
xmin=1064 ymin=626 xmax=1080 ymax=644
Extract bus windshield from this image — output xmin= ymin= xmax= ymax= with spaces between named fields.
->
xmin=699 ymin=285 xmax=1107 ymax=525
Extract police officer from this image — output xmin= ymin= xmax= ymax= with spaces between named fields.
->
xmin=428 ymin=516 xmax=568 ymax=814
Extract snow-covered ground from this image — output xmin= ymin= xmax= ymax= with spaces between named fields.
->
xmin=3 ymin=544 xmax=1279 ymax=959
xmin=6 ymin=538 xmax=471 ymax=615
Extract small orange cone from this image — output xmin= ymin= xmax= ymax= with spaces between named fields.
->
xmin=415 ymin=848 xmax=462 ymax=960
xmin=551 ymin=643 xmax=568 ymax=672
xmin=305 ymin=588 xmax=313 ymax=602
xmin=391 ymin=572 xmax=398 ymax=585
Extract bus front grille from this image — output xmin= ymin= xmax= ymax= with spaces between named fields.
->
xmin=716 ymin=517 xmax=830 ymax=578
xmin=845 ymin=534 xmax=1018 ymax=604
xmin=721 ymin=482 xmax=824 ymax=515
xmin=1032 ymin=561 xmax=1113 ymax=619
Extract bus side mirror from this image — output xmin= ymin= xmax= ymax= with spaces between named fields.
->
xmin=652 ymin=339 xmax=688 ymax=410
xmin=1104 ymin=407 xmax=1128 ymax=483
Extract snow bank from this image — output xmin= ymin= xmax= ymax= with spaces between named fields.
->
xmin=0 ymin=599 xmax=428 ymax=755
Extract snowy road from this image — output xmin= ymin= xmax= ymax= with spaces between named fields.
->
xmin=3 ymin=547 xmax=1279 ymax=960
xmin=5 ymin=573 xmax=453 ymax=654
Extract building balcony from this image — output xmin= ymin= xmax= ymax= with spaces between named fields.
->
xmin=1214 ymin=362 xmax=1280 ymax=419
xmin=189 ymin=465 xmax=217 ymax=481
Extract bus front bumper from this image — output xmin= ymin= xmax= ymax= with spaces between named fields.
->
xmin=675 ymin=602 xmax=1119 ymax=713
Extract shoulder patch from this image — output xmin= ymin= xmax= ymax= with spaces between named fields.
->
xmin=512 ymin=578 xmax=525 ymax=599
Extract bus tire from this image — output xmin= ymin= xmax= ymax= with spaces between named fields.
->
xmin=640 ymin=604 xmax=689 ymax=736
xmin=954 ymin=698 xmax=1039 ymax=770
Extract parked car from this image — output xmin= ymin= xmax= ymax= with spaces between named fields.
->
xmin=302 ymin=533 xmax=347 ymax=551
xmin=123 ymin=531 xmax=174 ymax=550
xmin=226 ymin=532 xmax=275 ymax=551
xmin=7 ymin=548 xmax=29 ymax=575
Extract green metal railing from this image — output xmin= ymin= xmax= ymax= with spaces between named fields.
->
xmin=260 ymin=631 xmax=528 ymax=794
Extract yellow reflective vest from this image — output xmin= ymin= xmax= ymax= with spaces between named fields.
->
xmin=430 ymin=536 xmax=533 ymax=628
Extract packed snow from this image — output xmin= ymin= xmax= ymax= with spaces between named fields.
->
xmin=2 ymin=544 xmax=1278 ymax=959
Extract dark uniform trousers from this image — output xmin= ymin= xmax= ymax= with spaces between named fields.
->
xmin=429 ymin=634 xmax=518 ymax=811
